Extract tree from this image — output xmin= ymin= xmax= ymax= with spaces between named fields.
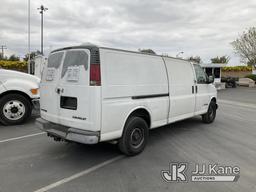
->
xmin=211 ymin=56 xmax=230 ymax=63
xmin=8 ymin=54 xmax=20 ymax=61
xmin=24 ymin=50 xmax=41 ymax=61
xmin=188 ymin=56 xmax=201 ymax=63
xmin=138 ymin=49 xmax=156 ymax=55
xmin=231 ymin=27 xmax=256 ymax=67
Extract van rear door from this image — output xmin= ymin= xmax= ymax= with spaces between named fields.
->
xmin=40 ymin=51 xmax=64 ymax=124
xmin=41 ymin=47 xmax=101 ymax=131
xmin=57 ymin=49 xmax=92 ymax=129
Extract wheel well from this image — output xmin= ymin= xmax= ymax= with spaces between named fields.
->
xmin=127 ymin=108 xmax=151 ymax=128
xmin=0 ymin=90 xmax=32 ymax=104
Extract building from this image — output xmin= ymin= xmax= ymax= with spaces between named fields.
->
xmin=200 ymin=63 xmax=227 ymax=89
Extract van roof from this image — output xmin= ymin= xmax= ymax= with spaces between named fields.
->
xmin=51 ymin=44 xmax=190 ymax=62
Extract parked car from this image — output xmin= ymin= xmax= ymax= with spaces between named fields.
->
xmin=37 ymin=44 xmax=217 ymax=156
xmin=0 ymin=69 xmax=40 ymax=125
xmin=238 ymin=78 xmax=255 ymax=87
xmin=221 ymin=77 xmax=238 ymax=88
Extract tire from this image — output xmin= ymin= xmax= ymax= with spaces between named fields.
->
xmin=202 ymin=101 xmax=216 ymax=124
xmin=0 ymin=93 xmax=32 ymax=125
xmin=118 ymin=117 xmax=149 ymax=156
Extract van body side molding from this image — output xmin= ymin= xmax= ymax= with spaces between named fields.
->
xmin=131 ymin=93 xmax=169 ymax=100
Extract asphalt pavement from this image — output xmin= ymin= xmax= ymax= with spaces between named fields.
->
xmin=0 ymin=86 xmax=255 ymax=192
xmin=218 ymin=86 xmax=256 ymax=104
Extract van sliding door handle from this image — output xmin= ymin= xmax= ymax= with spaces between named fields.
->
xmin=195 ymin=85 xmax=198 ymax=93
xmin=192 ymin=86 xmax=194 ymax=94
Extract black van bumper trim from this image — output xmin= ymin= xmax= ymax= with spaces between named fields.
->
xmin=132 ymin=93 xmax=169 ymax=100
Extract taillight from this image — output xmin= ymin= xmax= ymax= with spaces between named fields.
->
xmin=90 ymin=64 xmax=101 ymax=86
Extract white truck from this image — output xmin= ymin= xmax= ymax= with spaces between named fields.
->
xmin=37 ymin=44 xmax=217 ymax=156
xmin=0 ymin=69 xmax=40 ymax=125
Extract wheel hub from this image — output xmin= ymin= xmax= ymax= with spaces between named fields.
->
xmin=130 ymin=128 xmax=144 ymax=148
xmin=3 ymin=100 xmax=25 ymax=120
xmin=10 ymin=106 xmax=19 ymax=113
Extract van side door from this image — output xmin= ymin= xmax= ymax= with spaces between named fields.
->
xmin=193 ymin=64 xmax=210 ymax=114
xmin=163 ymin=58 xmax=196 ymax=122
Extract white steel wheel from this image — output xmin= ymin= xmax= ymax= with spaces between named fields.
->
xmin=3 ymin=100 xmax=26 ymax=121
xmin=0 ymin=94 xmax=32 ymax=125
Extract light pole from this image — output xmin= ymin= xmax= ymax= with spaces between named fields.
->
xmin=176 ymin=51 xmax=184 ymax=58
xmin=28 ymin=0 xmax=30 ymax=73
xmin=38 ymin=5 xmax=48 ymax=55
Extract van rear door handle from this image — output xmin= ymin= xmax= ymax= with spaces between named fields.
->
xmin=55 ymin=88 xmax=64 ymax=94
xmin=56 ymin=88 xmax=61 ymax=94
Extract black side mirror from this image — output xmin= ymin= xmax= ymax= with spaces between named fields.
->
xmin=208 ymin=75 xmax=214 ymax=84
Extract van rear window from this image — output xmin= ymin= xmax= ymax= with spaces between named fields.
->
xmin=47 ymin=52 xmax=64 ymax=69
xmin=61 ymin=50 xmax=88 ymax=78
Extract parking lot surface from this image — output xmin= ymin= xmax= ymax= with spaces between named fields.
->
xmin=0 ymin=87 xmax=256 ymax=192
xmin=218 ymin=86 xmax=256 ymax=105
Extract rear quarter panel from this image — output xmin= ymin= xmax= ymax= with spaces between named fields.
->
xmin=99 ymin=48 xmax=169 ymax=141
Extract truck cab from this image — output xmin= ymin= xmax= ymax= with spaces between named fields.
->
xmin=0 ymin=69 xmax=40 ymax=125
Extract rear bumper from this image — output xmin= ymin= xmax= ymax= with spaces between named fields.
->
xmin=36 ymin=118 xmax=100 ymax=144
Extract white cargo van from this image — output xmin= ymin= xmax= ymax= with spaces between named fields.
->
xmin=37 ymin=44 xmax=217 ymax=156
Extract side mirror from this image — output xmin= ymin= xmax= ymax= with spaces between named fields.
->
xmin=207 ymin=75 xmax=214 ymax=84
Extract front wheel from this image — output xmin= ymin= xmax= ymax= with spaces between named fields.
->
xmin=202 ymin=101 xmax=216 ymax=124
xmin=0 ymin=94 xmax=32 ymax=125
xmin=118 ymin=117 xmax=149 ymax=156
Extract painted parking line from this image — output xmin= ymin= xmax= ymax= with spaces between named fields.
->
xmin=34 ymin=155 xmax=124 ymax=192
xmin=0 ymin=132 xmax=45 ymax=144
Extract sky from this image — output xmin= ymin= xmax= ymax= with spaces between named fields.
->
xmin=0 ymin=0 xmax=256 ymax=65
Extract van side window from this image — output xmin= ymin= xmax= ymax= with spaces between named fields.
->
xmin=193 ymin=64 xmax=207 ymax=84
xmin=47 ymin=52 xmax=64 ymax=69
xmin=62 ymin=51 xmax=88 ymax=78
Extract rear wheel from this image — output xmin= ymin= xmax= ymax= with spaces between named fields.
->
xmin=118 ymin=117 xmax=149 ymax=156
xmin=202 ymin=101 xmax=216 ymax=124
xmin=0 ymin=94 xmax=32 ymax=125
